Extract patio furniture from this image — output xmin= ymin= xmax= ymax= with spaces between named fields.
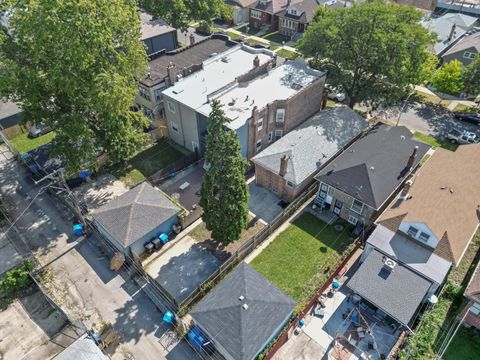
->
xmin=356 ymin=327 xmax=366 ymax=339
xmin=179 ymin=182 xmax=190 ymax=191
xmin=144 ymin=242 xmax=154 ymax=254
xmin=152 ymin=238 xmax=162 ymax=250
xmin=314 ymin=306 xmax=325 ymax=318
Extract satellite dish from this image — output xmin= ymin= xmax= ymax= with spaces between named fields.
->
xmin=428 ymin=295 xmax=438 ymax=304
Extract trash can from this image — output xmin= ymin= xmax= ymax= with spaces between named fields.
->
xmin=73 ymin=224 xmax=84 ymax=236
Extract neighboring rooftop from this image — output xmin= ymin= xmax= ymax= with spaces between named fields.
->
xmin=140 ymin=36 xmax=236 ymax=87
xmin=250 ymin=0 xmax=300 ymax=14
xmin=465 ymin=261 xmax=480 ymax=303
xmin=190 ymin=262 xmax=296 ymax=360
xmin=54 ymin=333 xmax=107 ymax=360
xmin=422 ymin=13 xmax=478 ymax=55
xmin=139 ymin=12 xmax=175 ymax=41
xmin=347 ymin=248 xmax=432 ymax=328
xmin=378 ymin=145 xmax=480 ymax=265
xmin=92 ymin=182 xmax=180 ymax=248
xmin=252 ymin=107 xmax=368 ymax=184
xmin=277 ymin=0 xmax=320 ymax=23
xmin=162 ymin=45 xmax=274 ymax=110
xmin=198 ymin=59 xmax=324 ymax=130
xmin=0 ymin=98 xmax=22 ymax=128
xmin=442 ymin=31 xmax=480 ymax=57
xmin=315 ymin=124 xmax=430 ymax=209
xmin=367 ymin=224 xmax=451 ymax=284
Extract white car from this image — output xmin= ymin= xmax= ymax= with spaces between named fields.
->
xmin=326 ymin=86 xmax=346 ymax=102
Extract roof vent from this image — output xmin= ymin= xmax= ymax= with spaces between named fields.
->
xmin=384 ymin=258 xmax=396 ymax=272
xmin=221 ymin=56 xmax=229 ymax=63
xmin=370 ymin=166 xmax=375 ymax=171
xmin=239 ymin=295 xmax=245 ymax=301
xmin=242 ymin=303 xmax=249 ymax=310
xmin=401 ymin=135 xmax=406 ymax=141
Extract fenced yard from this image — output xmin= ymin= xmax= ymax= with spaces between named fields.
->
xmin=10 ymin=131 xmax=55 ymax=154
xmin=250 ymin=212 xmax=355 ymax=308
xmin=111 ymin=139 xmax=190 ymax=187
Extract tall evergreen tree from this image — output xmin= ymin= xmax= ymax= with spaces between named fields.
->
xmin=199 ymin=100 xmax=248 ymax=245
xmin=0 ymin=0 xmax=149 ymax=172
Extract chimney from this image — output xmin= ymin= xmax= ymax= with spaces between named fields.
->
xmin=253 ymin=55 xmax=260 ymax=69
xmin=279 ymin=155 xmax=289 ymax=177
xmin=189 ymin=33 xmax=195 ymax=46
xmin=406 ymin=146 xmax=418 ymax=170
xmin=167 ymin=62 xmax=176 ymax=86
xmin=448 ymin=24 xmax=456 ymax=41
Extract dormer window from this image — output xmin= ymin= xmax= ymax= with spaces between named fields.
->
xmin=419 ymin=232 xmax=430 ymax=242
xmin=407 ymin=226 xmax=418 ymax=237
xmin=289 ymin=9 xmax=297 ymax=15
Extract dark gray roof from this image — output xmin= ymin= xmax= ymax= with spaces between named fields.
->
xmin=92 ymin=182 xmax=180 ymax=247
xmin=0 ymin=99 xmax=22 ymax=128
xmin=442 ymin=32 xmax=480 ymax=57
xmin=347 ymin=249 xmax=432 ymax=327
xmin=367 ymin=225 xmax=451 ymax=284
xmin=252 ymin=107 xmax=368 ymax=185
xmin=315 ymin=124 xmax=430 ymax=209
xmin=190 ymin=262 xmax=296 ymax=360
xmin=277 ymin=0 xmax=320 ymax=23
xmin=140 ymin=36 xmax=236 ymax=87
xmin=54 ymin=333 xmax=107 ymax=360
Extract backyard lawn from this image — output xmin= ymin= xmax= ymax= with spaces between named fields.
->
xmin=250 ymin=212 xmax=354 ymax=305
xmin=225 ymin=30 xmax=245 ymax=41
xmin=10 ymin=131 xmax=56 ymax=154
xmin=276 ymin=48 xmax=300 ymax=60
xmin=111 ymin=139 xmax=189 ymax=187
xmin=236 ymin=24 xmax=260 ymax=35
xmin=413 ymin=131 xmax=458 ymax=152
xmin=262 ymin=31 xmax=290 ymax=44
xmin=444 ymin=326 xmax=480 ymax=360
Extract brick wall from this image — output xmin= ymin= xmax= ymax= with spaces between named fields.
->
xmin=249 ymin=9 xmax=271 ymax=28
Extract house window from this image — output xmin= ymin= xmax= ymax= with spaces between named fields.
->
xmin=351 ymin=199 xmax=363 ymax=214
xmin=268 ymin=131 xmax=273 ymax=143
xmin=257 ymin=118 xmax=264 ymax=132
xmin=281 ymin=18 xmax=296 ymax=29
xmin=333 ymin=200 xmax=343 ymax=215
xmin=470 ymin=302 xmax=480 ymax=316
xmin=167 ymin=101 xmax=176 ymax=114
xmin=154 ymin=89 xmax=163 ymax=102
xmin=276 ymin=108 xmax=285 ymax=123
xmin=138 ymin=86 xmax=151 ymax=101
xmin=286 ymin=181 xmax=294 ymax=188
xmin=419 ymin=232 xmax=430 ymax=242
xmin=319 ymin=183 xmax=328 ymax=199
xmin=256 ymin=139 xmax=262 ymax=152
xmin=275 ymin=129 xmax=283 ymax=140
xmin=170 ymin=122 xmax=179 ymax=133
xmin=348 ymin=215 xmax=358 ymax=225
xmin=463 ymin=51 xmax=476 ymax=59
xmin=407 ymin=226 xmax=418 ymax=237
xmin=251 ymin=10 xmax=262 ymax=20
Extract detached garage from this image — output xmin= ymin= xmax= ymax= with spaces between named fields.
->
xmin=92 ymin=182 xmax=181 ymax=256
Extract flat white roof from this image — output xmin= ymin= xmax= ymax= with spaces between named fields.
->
xmin=198 ymin=60 xmax=323 ymax=130
xmin=162 ymin=45 xmax=274 ymax=111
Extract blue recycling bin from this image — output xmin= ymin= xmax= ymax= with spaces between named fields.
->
xmin=159 ymin=233 xmax=169 ymax=245
xmin=79 ymin=170 xmax=92 ymax=179
xmin=188 ymin=327 xmax=205 ymax=348
xmin=73 ymin=224 xmax=84 ymax=236
xmin=162 ymin=311 xmax=174 ymax=324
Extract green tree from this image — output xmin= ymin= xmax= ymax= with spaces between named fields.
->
xmin=139 ymin=0 xmax=232 ymax=32
xmin=299 ymin=0 xmax=434 ymax=108
xmin=463 ymin=54 xmax=480 ymax=96
xmin=0 ymin=0 xmax=149 ymax=172
xmin=199 ymin=100 xmax=248 ymax=245
xmin=431 ymin=60 xmax=465 ymax=95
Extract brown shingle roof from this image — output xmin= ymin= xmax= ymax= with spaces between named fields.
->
xmin=378 ymin=145 xmax=480 ymax=265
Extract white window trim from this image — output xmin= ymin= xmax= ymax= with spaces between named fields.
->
xmin=470 ymin=302 xmax=480 ymax=315
xmin=286 ymin=181 xmax=294 ymax=189
xmin=251 ymin=10 xmax=262 ymax=20
xmin=350 ymin=199 xmax=364 ymax=215
xmin=268 ymin=131 xmax=273 ymax=143
xmin=463 ymin=51 xmax=476 ymax=59
xmin=407 ymin=226 xmax=419 ymax=237
xmin=348 ymin=215 xmax=358 ymax=225
xmin=276 ymin=108 xmax=285 ymax=122
xmin=167 ymin=100 xmax=176 ymax=114
xmin=419 ymin=231 xmax=430 ymax=242
xmin=257 ymin=118 xmax=264 ymax=132
xmin=170 ymin=122 xmax=179 ymax=133
xmin=256 ymin=139 xmax=262 ymax=152
xmin=275 ymin=129 xmax=283 ymax=139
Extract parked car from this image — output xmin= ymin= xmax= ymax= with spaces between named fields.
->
xmin=326 ymin=85 xmax=346 ymax=102
xmin=454 ymin=112 xmax=480 ymax=125
xmin=445 ymin=129 xmax=479 ymax=144
xmin=28 ymin=124 xmax=51 ymax=138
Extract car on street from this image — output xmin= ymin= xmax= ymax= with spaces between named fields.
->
xmin=28 ymin=123 xmax=52 ymax=138
xmin=445 ymin=129 xmax=479 ymax=144
xmin=326 ymin=85 xmax=346 ymax=102
xmin=454 ymin=112 xmax=480 ymax=125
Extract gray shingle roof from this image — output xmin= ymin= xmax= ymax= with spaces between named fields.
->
xmin=315 ymin=124 xmax=430 ymax=209
xmin=54 ymin=333 xmax=108 ymax=360
xmin=367 ymin=225 xmax=451 ymax=284
xmin=92 ymin=182 xmax=180 ymax=248
xmin=252 ymin=107 xmax=368 ymax=185
xmin=347 ymin=249 xmax=432 ymax=327
xmin=190 ymin=262 xmax=295 ymax=360
xmin=442 ymin=32 xmax=480 ymax=57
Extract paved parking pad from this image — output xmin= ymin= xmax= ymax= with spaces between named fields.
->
xmin=248 ymin=181 xmax=285 ymax=223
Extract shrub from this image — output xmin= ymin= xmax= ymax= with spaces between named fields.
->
xmin=431 ymin=60 xmax=465 ymax=95
xmin=0 ymin=261 xmax=32 ymax=297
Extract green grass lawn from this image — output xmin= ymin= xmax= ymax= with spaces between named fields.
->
xmin=250 ymin=212 xmax=354 ymax=306
xmin=276 ymin=48 xmax=300 ymax=60
xmin=111 ymin=140 xmax=189 ymax=187
xmin=225 ymin=30 xmax=245 ymax=41
xmin=413 ymin=131 xmax=458 ymax=151
xmin=261 ymin=31 xmax=290 ymax=44
xmin=10 ymin=131 xmax=56 ymax=154
xmin=236 ymin=24 xmax=260 ymax=35
xmin=444 ymin=326 xmax=480 ymax=360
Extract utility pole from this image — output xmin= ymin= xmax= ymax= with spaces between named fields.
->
xmin=395 ymin=89 xmax=415 ymax=127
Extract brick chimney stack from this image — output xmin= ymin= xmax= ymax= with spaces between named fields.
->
xmin=279 ymin=155 xmax=289 ymax=177
xmin=167 ymin=62 xmax=176 ymax=86
xmin=190 ymin=33 xmax=195 ymax=46
xmin=407 ymin=146 xmax=418 ymax=170
xmin=253 ymin=55 xmax=260 ymax=69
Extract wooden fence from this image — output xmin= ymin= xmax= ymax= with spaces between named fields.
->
xmin=148 ymin=151 xmax=199 ymax=185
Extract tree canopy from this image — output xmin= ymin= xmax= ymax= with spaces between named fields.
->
xmin=0 ymin=0 xmax=149 ymax=173
xmin=431 ymin=60 xmax=465 ymax=96
xmin=139 ymin=0 xmax=232 ymax=32
xmin=199 ymin=100 xmax=249 ymax=245
xmin=299 ymin=0 xmax=435 ymax=108
xmin=463 ymin=54 xmax=480 ymax=96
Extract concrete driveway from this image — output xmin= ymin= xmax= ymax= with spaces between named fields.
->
xmin=248 ymin=181 xmax=285 ymax=223
xmin=0 ymin=145 xmax=199 ymax=360
xmin=145 ymin=235 xmax=220 ymax=305
xmin=375 ymin=101 xmax=479 ymax=137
